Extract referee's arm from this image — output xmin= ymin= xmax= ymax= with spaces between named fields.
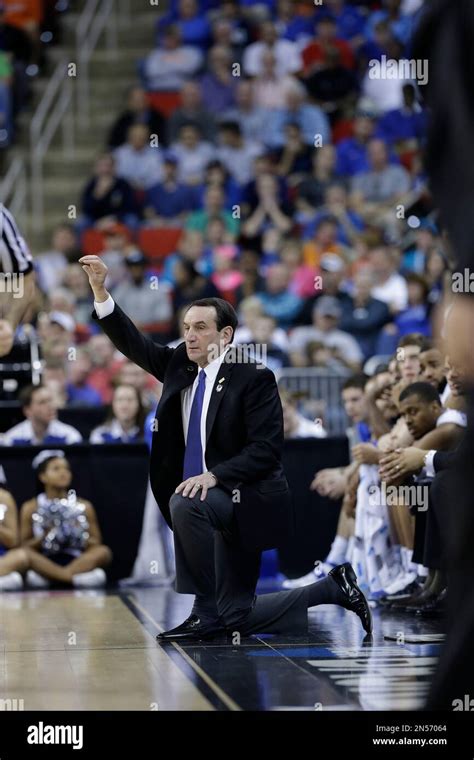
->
xmin=0 ymin=205 xmax=36 ymax=357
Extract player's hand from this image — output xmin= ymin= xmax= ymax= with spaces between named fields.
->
xmin=79 ymin=255 xmax=109 ymax=299
xmin=175 ymin=473 xmax=218 ymax=501
xmin=0 ymin=319 xmax=14 ymax=358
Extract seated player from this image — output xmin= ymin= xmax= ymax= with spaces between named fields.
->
xmin=20 ymin=451 xmax=112 ymax=589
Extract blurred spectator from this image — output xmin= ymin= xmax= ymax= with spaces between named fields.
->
xmin=299 ymin=251 xmax=351 ymax=324
xmin=242 ymin=172 xmax=292 ymax=239
xmin=167 ymin=81 xmax=216 ymax=144
xmin=113 ymin=124 xmax=163 ymax=191
xmin=280 ymin=389 xmax=327 ymax=439
xmin=161 ymin=230 xmax=207 ymax=286
xmin=394 ymin=272 xmax=431 ymax=336
xmin=302 ymin=182 xmax=365 ymax=246
xmin=251 ymin=50 xmax=300 ymax=111
xmin=196 ymin=159 xmax=242 ymax=210
xmin=172 ymin=258 xmax=220 ymax=314
xmin=318 ymin=0 xmax=366 ymax=46
xmin=274 ymin=0 xmax=314 ymax=45
xmin=36 ymin=224 xmax=79 ymax=294
xmin=401 ymin=218 xmax=438 ymax=274
xmin=377 ymin=83 xmax=427 ymax=147
xmin=305 ymin=339 xmax=347 ymax=372
xmin=273 ymin=122 xmax=313 ymax=184
xmin=370 ymin=246 xmax=408 ymax=313
xmin=170 ymin=123 xmax=216 ymax=185
xmin=424 ymin=246 xmax=447 ymax=308
xmin=86 ymin=335 xmax=124 ymax=404
xmin=216 ymin=120 xmax=263 ymax=187
xmin=185 ymin=185 xmax=239 ymax=235
xmin=80 ymin=153 xmax=139 ymax=230
xmin=247 ymin=313 xmax=290 ymax=372
xmin=61 ymin=264 xmax=93 ymax=327
xmin=97 ymin=222 xmax=134 ymax=292
xmin=303 ymin=46 xmax=359 ymax=110
xmin=1 ymin=385 xmax=82 ymax=446
xmin=296 ymin=144 xmax=340 ymax=217
xmin=111 ymin=251 xmax=173 ymax=330
xmin=234 ymin=248 xmax=264 ymax=303
xmin=66 ymin=347 xmax=103 ymax=407
xmin=302 ymin=215 xmax=348 ymax=269
xmin=234 ymin=294 xmax=290 ymax=351
xmin=117 ymin=361 xmax=161 ymax=411
xmin=0 ymin=48 xmax=12 ymax=146
xmin=255 ymin=262 xmax=302 ymax=328
xmin=340 ymin=267 xmax=391 ymax=358
xmin=200 ymin=45 xmax=237 ymax=112
xmin=243 ymin=20 xmax=302 ymax=78
xmin=90 ymin=384 xmax=146 ymax=444
xmin=156 ymin=0 xmax=211 ymax=50
xmin=361 ymin=37 xmax=411 ymax=114
xmin=351 ymin=138 xmax=411 ymax=219
xmin=365 ymin=0 xmax=413 ymax=48
xmin=210 ymin=244 xmax=243 ymax=297
xmin=302 ymin=16 xmax=355 ymax=75
xmin=221 ymin=79 xmax=267 ymax=143
xmin=141 ymin=24 xmax=203 ymax=91
xmin=107 ymin=85 xmax=167 ymax=149
xmin=336 ymin=111 xmax=377 ymax=177
xmin=144 ymin=152 xmax=198 ymax=223
xmin=266 ymin=79 xmax=330 ymax=148
xmin=279 ymin=238 xmax=316 ymax=298
xmin=289 ymin=295 xmax=363 ymax=368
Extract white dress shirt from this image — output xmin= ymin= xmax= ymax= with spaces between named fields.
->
xmin=95 ymin=295 xmax=231 ymax=473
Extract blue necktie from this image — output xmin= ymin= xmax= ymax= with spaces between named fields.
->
xmin=183 ymin=368 xmax=206 ymax=479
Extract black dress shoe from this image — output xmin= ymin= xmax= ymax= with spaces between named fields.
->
xmin=156 ymin=614 xmax=226 ymax=641
xmin=329 ymin=563 xmax=373 ymax=635
xmin=415 ymin=588 xmax=447 ymax=618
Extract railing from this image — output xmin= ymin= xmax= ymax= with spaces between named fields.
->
xmin=76 ymin=0 xmax=118 ymax=129
xmin=0 ymin=157 xmax=29 ymax=235
xmin=30 ymin=59 xmax=74 ymax=234
xmin=275 ymin=368 xmax=351 ymax=436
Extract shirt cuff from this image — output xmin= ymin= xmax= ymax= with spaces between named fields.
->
xmin=423 ymin=450 xmax=436 ymax=478
xmin=94 ymin=295 xmax=115 ymax=319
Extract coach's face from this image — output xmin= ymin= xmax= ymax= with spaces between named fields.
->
xmin=183 ymin=305 xmax=232 ymax=368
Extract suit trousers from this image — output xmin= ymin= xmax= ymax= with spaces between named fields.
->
xmin=169 ymin=486 xmax=309 ymax=635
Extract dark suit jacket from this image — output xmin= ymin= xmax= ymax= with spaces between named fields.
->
xmin=433 ymin=432 xmax=467 ymax=472
xmin=93 ymin=302 xmax=294 ymax=551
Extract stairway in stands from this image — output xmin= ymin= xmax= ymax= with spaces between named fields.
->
xmin=11 ymin=0 xmax=160 ymax=251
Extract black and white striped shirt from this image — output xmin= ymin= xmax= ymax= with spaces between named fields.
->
xmin=0 ymin=204 xmax=33 ymax=275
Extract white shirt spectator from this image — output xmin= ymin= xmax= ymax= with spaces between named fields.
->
xmin=143 ymin=46 xmax=203 ymax=91
xmin=243 ymin=40 xmax=302 ymax=78
xmin=252 ymin=75 xmax=301 ymax=110
xmin=111 ymin=279 xmax=173 ymax=326
xmin=372 ymin=274 xmax=409 ymax=313
xmin=113 ymin=144 xmax=163 ymax=190
xmin=171 ymin=140 xmax=216 ymax=185
xmin=2 ymin=419 xmax=82 ymax=446
xmin=216 ymin=140 xmax=264 ymax=186
xmin=90 ymin=419 xmax=141 ymax=444
xmin=288 ymin=414 xmax=327 ymax=439
xmin=234 ymin=325 xmax=290 ymax=352
xmin=361 ymin=73 xmax=413 ymax=115
xmin=289 ymin=326 xmax=363 ymax=365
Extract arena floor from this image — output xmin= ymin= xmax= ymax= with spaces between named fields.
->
xmin=0 ymin=586 xmax=444 ymax=711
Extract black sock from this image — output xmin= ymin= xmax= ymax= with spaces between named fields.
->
xmin=305 ymin=576 xmax=345 ymax=609
xmin=191 ymin=595 xmax=219 ymax=622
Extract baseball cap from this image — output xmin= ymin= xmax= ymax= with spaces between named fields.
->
xmin=320 ymin=253 xmax=345 ymax=273
xmin=49 ymin=311 xmax=76 ymax=332
xmin=125 ymin=250 xmax=148 ymax=266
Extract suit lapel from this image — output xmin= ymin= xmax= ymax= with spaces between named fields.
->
xmin=205 ymin=355 xmax=234 ymax=444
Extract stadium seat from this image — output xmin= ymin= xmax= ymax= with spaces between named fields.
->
xmin=147 ymin=91 xmax=182 ymax=118
xmin=137 ymin=227 xmax=183 ymax=262
xmin=81 ymin=229 xmax=108 ymax=255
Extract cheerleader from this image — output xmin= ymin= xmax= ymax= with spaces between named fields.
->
xmin=20 ymin=450 xmax=112 ymax=588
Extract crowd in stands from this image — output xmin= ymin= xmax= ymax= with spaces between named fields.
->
xmin=0 ymin=0 xmax=69 ymax=149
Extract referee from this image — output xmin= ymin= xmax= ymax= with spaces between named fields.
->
xmin=0 ymin=204 xmax=35 ymax=357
